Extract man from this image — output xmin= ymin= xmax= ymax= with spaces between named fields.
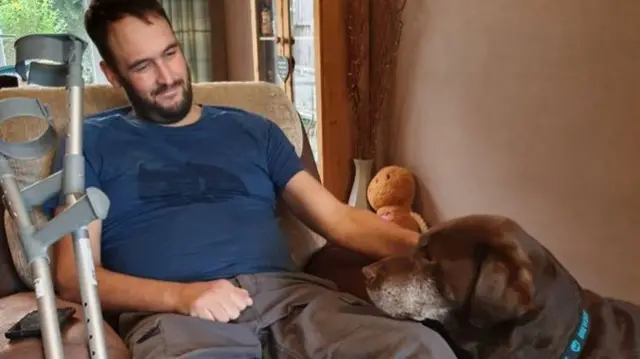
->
xmin=43 ymin=1 xmax=457 ymax=358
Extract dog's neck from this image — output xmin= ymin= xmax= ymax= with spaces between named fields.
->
xmin=558 ymin=308 xmax=591 ymax=359
xmin=448 ymin=247 xmax=590 ymax=359
xmin=524 ymin=249 xmax=591 ymax=359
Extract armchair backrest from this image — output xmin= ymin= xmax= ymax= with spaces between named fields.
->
xmin=0 ymin=81 xmax=326 ymax=292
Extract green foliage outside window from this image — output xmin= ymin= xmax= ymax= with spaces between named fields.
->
xmin=0 ymin=0 xmax=95 ymax=83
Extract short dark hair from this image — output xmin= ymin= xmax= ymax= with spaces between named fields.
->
xmin=84 ymin=0 xmax=172 ymax=69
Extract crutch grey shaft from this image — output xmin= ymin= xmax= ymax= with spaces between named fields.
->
xmin=2 ymin=33 xmax=113 ymax=359
xmin=0 ymin=97 xmax=109 ymax=359
xmin=0 ymin=157 xmax=62 ymax=359
xmin=64 ymin=37 xmax=111 ymax=359
xmin=0 ymin=95 xmax=63 ymax=359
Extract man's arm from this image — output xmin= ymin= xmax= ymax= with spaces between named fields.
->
xmin=261 ymin=117 xmax=417 ymax=259
xmin=281 ymin=171 xmax=420 ymax=259
xmin=52 ymin=211 xmax=199 ymax=314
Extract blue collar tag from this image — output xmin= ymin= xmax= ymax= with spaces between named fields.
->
xmin=562 ymin=310 xmax=590 ymax=359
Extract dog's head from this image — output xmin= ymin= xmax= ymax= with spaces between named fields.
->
xmin=362 ymin=214 xmax=538 ymax=331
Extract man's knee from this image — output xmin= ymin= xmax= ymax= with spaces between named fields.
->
xmin=373 ymin=320 xmax=459 ymax=359
xmin=328 ymin=293 xmax=457 ymax=357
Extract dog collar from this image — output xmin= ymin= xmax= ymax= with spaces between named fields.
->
xmin=561 ymin=309 xmax=590 ymax=359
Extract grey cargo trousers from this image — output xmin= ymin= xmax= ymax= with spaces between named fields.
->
xmin=119 ymin=272 xmax=457 ymax=359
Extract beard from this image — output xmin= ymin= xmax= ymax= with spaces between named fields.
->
xmin=119 ymin=68 xmax=194 ymax=125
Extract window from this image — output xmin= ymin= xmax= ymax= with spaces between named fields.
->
xmin=0 ymin=0 xmax=107 ymax=84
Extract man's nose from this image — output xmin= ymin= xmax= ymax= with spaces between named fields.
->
xmin=155 ymin=62 xmax=174 ymax=85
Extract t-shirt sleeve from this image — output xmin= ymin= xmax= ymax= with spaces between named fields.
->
xmin=265 ymin=120 xmax=303 ymax=193
xmin=40 ymin=136 xmax=102 ymax=217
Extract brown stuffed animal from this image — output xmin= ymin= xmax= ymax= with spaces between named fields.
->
xmin=367 ymin=166 xmax=415 ymax=210
xmin=367 ymin=166 xmax=428 ymax=233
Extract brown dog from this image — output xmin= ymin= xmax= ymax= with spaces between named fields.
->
xmin=362 ymin=214 xmax=640 ymax=359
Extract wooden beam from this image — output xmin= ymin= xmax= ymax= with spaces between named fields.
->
xmin=249 ymin=0 xmax=261 ymax=80
xmin=208 ymin=0 xmax=229 ymax=81
xmin=315 ymin=0 xmax=354 ymax=202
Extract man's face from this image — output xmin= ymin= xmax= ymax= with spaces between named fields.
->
xmin=101 ymin=13 xmax=193 ymax=125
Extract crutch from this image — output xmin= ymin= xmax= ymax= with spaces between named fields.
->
xmin=0 ymin=33 xmax=111 ymax=359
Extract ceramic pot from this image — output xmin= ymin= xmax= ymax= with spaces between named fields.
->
xmin=347 ymin=158 xmax=373 ymax=209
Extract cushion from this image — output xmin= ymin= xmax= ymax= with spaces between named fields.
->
xmin=0 ymin=81 xmax=326 ymax=288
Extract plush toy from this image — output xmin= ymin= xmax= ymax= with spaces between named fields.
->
xmin=367 ymin=165 xmax=428 ymax=233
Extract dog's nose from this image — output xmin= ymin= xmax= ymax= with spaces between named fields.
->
xmin=362 ymin=265 xmax=377 ymax=284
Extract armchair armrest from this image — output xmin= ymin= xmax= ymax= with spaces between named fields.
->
xmin=304 ymin=243 xmax=376 ymax=302
xmin=0 ymin=293 xmax=130 ymax=359
xmin=0 ymin=204 xmax=27 ymax=298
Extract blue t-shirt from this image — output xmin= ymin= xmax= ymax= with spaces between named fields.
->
xmin=42 ymin=105 xmax=303 ymax=282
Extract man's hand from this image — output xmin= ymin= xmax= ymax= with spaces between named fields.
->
xmin=178 ymin=280 xmax=253 ymax=322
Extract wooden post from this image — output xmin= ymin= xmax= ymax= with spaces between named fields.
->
xmin=315 ymin=0 xmax=354 ymax=201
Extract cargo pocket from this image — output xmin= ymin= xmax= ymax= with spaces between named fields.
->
xmin=129 ymin=316 xmax=166 ymax=359
xmin=136 ymin=322 xmax=161 ymax=344
xmin=336 ymin=292 xmax=369 ymax=307
xmin=333 ymin=291 xmax=386 ymax=320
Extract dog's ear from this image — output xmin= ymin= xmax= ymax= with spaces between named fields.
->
xmin=418 ymin=214 xmax=538 ymax=328
xmin=467 ymin=238 xmax=535 ymax=328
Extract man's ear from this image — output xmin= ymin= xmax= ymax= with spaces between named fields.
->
xmin=468 ymin=251 xmax=535 ymax=328
xmin=99 ymin=60 xmax=122 ymax=88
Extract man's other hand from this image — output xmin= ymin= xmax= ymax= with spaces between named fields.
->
xmin=179 ymin=279 xmax=253 ymax=322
